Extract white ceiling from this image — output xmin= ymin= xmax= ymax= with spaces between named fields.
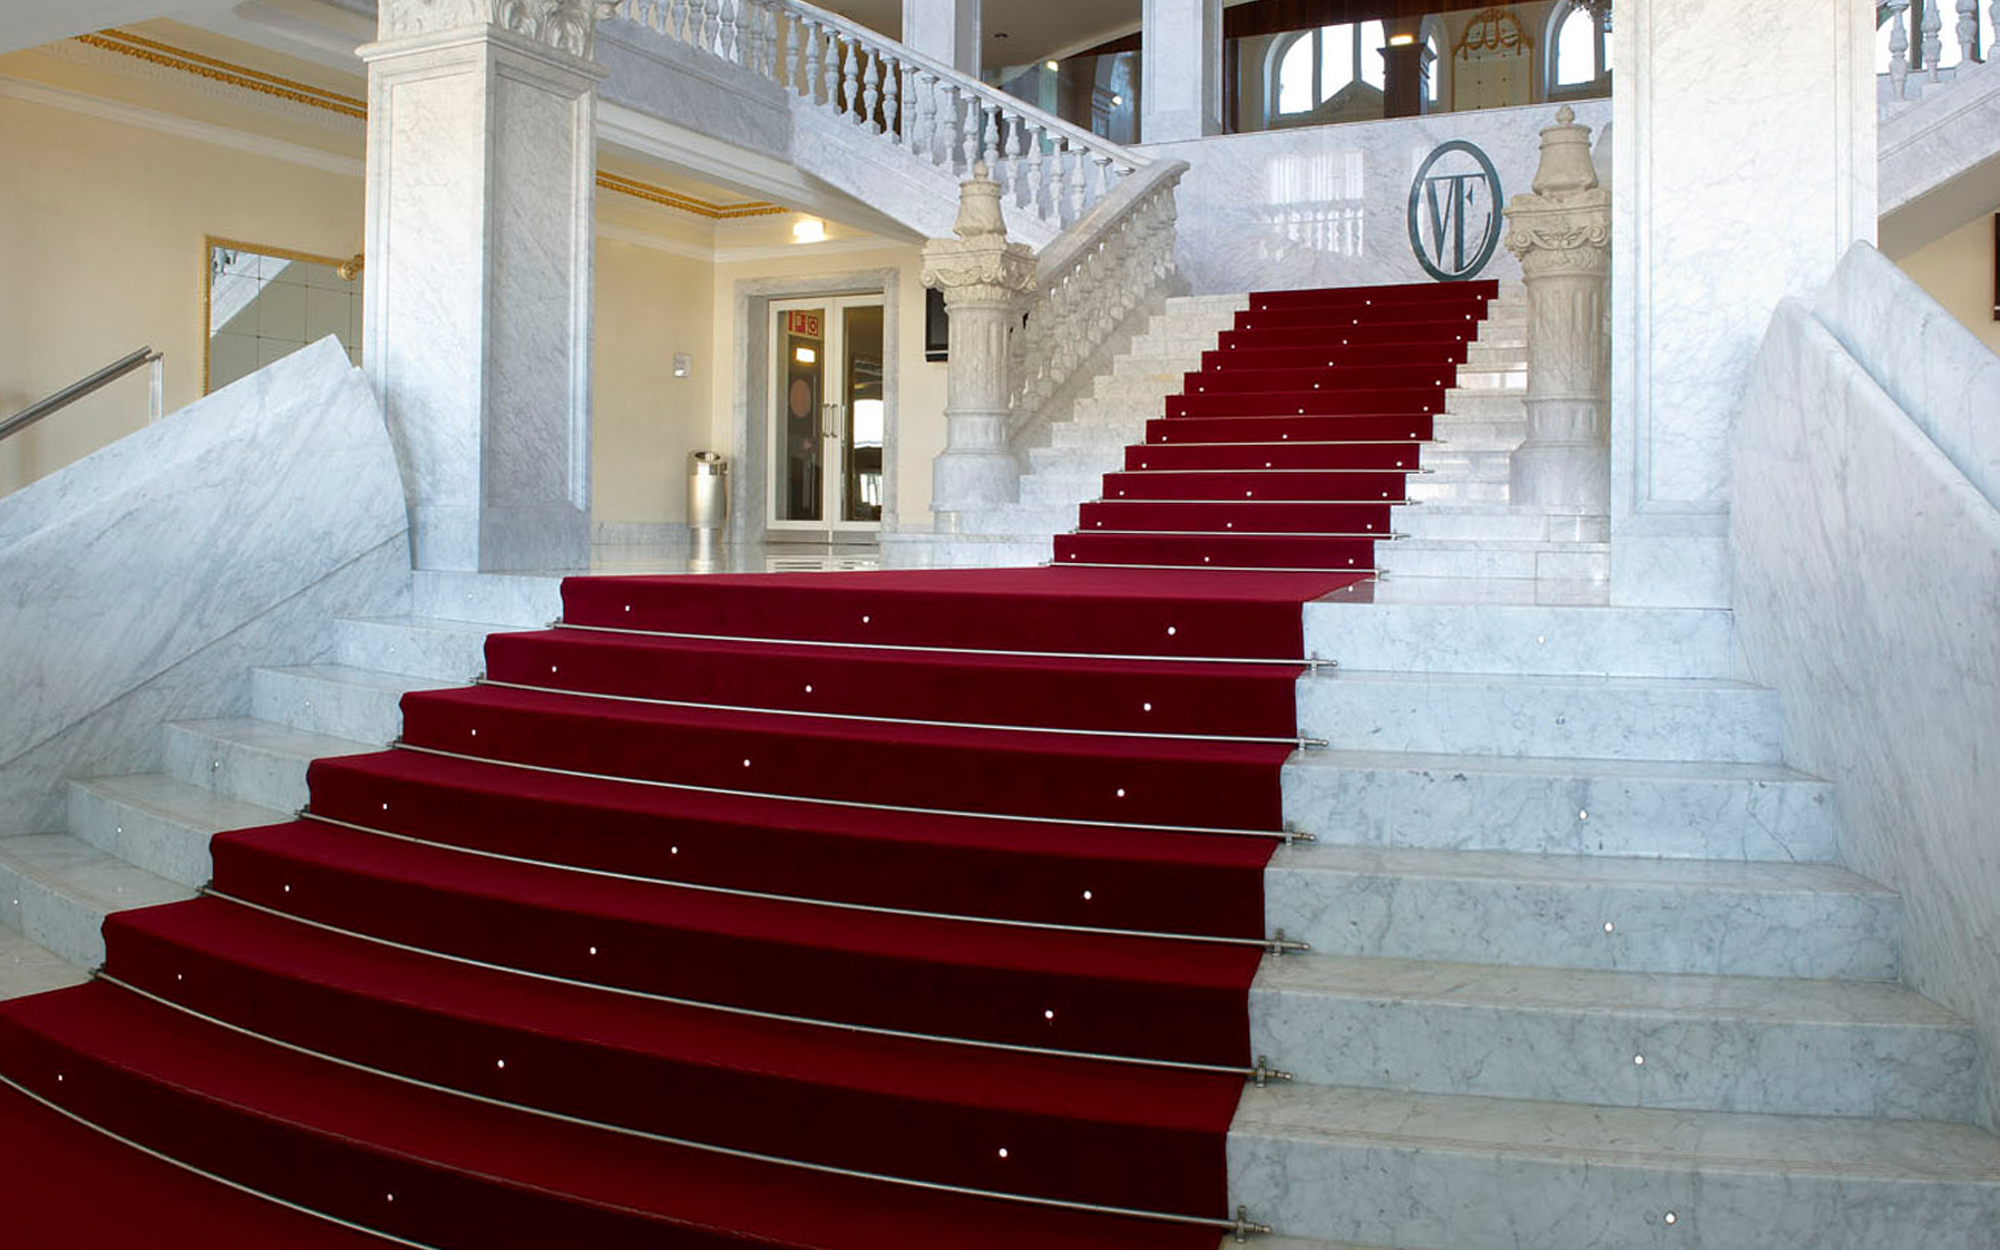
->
xmin=821 ymin=0 xmax=1145 ymax=66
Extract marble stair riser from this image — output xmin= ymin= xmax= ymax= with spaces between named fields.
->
xmin=876 ymin=534 xmax=1055 ymax=568
xmin=1466 ymin=345 xmax=1530 ymax=369
xmin=1249 ymin=976 xmax=1967 ymax=1118
xmin=1226 ymin=1103 xmax=2000 ymax=1250
xmin=1296 ymin=673 xmax=1782 ymax=762
xmin=1163 ymin=295 xmax=1251 ymax=316
xmin=0 ymin=835 xmax=190 ymax=969
xmin=1303 ymin=603 xmax=1732 ymax=678
xmin=248 ymin=666 xmax=434 ymax=745
xmin=1416 ymin=450 xmax=1512 ymax=480
xmin=411 ymin=569 xmax=564 ymax=629
xmin=61 ymin=778 xmax=245 ymax=889
xmin=1406 ymin=479 xmax=1512 ymax=504
xmin=1390 ymin=507 xmax=1601 ymax=543
xmin=1450 ymin=366 xmax=1527 ymax=392
xmin=1019 ymin=473 xmax=1114 ymax=506
xmin=334 ymin=617 xmax=494 ymax=683
xmin=1375 ymin=543 xmax=1610 ymax=582
xmin=1025 ymin=446 xmax=1125 ymax=479
xmin=1050 ymin=422 xmax=1152 ymax=450
xmin=1087 ymin=374 xmax=1186 ymax=405
xmin=160 ymin=720 xmax=365 ymax=814
xmin=1263 ymin=853 xmax=1899 ymax=980
xmin=1280 ymin=752 xmax=1839 ymax=861
xmin=949 ymin=504 xmax=1078 ymax=535
xmin=1429 ymin=419 xmax=1528 ymax=450
xmin=1438 ymin=392 xmax=1528 ymax=421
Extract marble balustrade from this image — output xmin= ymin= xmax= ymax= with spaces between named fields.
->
xmin=1732 ymin=248 xmax=2000 ymax=1134
xmin=0 ymin=339 xmax=412 ymax=834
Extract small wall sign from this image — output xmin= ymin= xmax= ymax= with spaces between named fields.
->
xmin=1408 ymin=139 xmax=1505 ymax=282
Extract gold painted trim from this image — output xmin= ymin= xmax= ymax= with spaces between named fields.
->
xmin=596 ymin=171 xmax=787 ymax=219
xmin=77 ymin=29 xmax=367 ymax=119
xmin=201 ymin=235 xmax=363 ymax=395
xmin=72 ymin=29 xmax=790 ymax=221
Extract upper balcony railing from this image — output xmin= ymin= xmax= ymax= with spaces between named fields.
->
xmin=612 ymin=0 xmax=1153 ymax=234
xmin=1880 ymin=0 xmax=1998 ymax=105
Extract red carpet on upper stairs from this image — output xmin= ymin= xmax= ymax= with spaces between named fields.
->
xmin=0 ymin=281 xmax=1463 ymax=1246
xmin=1056 ymin=278 xmax=1494 ymax=572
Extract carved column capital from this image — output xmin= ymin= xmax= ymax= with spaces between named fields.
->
xmin=379 ymin=0 xmax=620 ymax=59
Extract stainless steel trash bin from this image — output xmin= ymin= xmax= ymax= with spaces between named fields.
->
xmin=688 ymin=451 xmax=728 ymax=533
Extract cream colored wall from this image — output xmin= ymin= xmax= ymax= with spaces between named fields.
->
xmin=1895 ymin=211 xmax=2000 ymax=356
xmin=0 ymin=92 xmax=364 ymax=495
xmin=590 ymin=236 xmax=716 ymax=532
xmin=0 ymin=59 xmax=937 ymax=532
xmin=708 ymin=237 xmax=947 ymax=533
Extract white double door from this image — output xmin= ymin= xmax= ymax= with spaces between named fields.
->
xmin=769 ymin=294 xmax=885 ymax=540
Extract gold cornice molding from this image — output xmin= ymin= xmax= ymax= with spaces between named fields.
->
xmin=74 ymin=29 xmax=367 ymax=118
xmin=595 ymin=171 xmax=787 ymax=220
xmin=67 ymin=28 xmax=789 ymax=222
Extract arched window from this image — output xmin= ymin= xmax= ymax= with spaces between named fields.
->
xmin=1271 ymin=21 xmax=1388 ymax=117
xmin=1420 ymin=16 xmax=1447 ymax=109
xmin=1547 ymin=1 xmax=1610 ymax=93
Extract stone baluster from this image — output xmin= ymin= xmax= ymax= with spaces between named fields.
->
xmin=1093 ymin=153 xmax=1114 ymax=206
xmin=921 ymin=166 xmax=1039 ymax=530
xmin=1960 ymin=0 xmax=1980 ymax=61
xmin=841 ymin=39 xmax=860 ymax=120
xmin=1068 ymin=142 xmax=1089 ymax=222
xmin=783 ymin=14 xmax=800 ymax=91
xmin=1923 ymin=0 xmax=1944 ymax=79
xmin=1502 ymin=105 xmax=1613 ymax=516
xmin=863 ymin=49 xmax=881 ymax=131
xmin=1024 ymin=123 xmax=1047 ymax=217
xmin=823 ymin=31 xmax=842 ymax=111
xmin=1004 ymin=113 xmax=1027 ymax=203
xmin=960 ymin=89 xmax=980 ymax=173
xmin=980 ymin=102 xmax=1000 ymax=169
xmin=913 ymin=72 xmax=936 ymax=160
xmin=884 ymin=58 xmax=901 ymax=143
xmin=1888 ymin=0 xmax=1912 ymax=98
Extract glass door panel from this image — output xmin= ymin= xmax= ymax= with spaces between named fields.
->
xmin=769 ymin=295 xmax=885 ymax=538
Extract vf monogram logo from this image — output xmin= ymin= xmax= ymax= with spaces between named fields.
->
xmin=1406 ymin=140 xmax=1504 ymax=282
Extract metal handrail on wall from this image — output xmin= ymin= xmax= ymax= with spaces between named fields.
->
xmin=0 ymin=347 xmax=164 ymax=443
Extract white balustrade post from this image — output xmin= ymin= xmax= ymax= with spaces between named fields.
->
xmin=1960 ymin=0 xmax=1980 ymax=61
xmin=1889 ymin=0 xmax=1912 ymax=98
xmin=1923 ymin=0 xmax=1944 ymax=79
xmin=1503 ymin=105 xmax=1613 ymax=516
xmin=361 ymin=0 xmax=612 ymax=572
xmin=920 ymin=165 xmax=1038 ymax=530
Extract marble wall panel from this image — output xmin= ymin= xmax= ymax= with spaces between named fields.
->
xmin=0 ymin=340 xmax=411 ymax=832
xmin=1732 ymin=291 xmax=2000 ymax=1133
xmin=1154 ymin=100 xmax=1611 ymax=297
xmin=1609 ymin=0 xmax=1876 ymax=608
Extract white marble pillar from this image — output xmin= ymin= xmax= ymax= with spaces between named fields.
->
xmin=920 ymin=166 xmax=1038 ymax=531
xmin=1141 ymin=0 xmax=1222 ymax=143
xmin=360 ymin=0 xmax=612 ymax=572
xmin=1609 ymin=0 xmax=1875 ymax=607
xmin=1505 ymin=105 xmax=1612 ymax=514
xmin=902 ymin=0 xmax=979 ymax=76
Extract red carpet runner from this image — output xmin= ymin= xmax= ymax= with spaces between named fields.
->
xmin=0 ymin=281 xmax=1488 ymax=1246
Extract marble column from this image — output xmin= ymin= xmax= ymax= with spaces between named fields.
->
xmin=920 ymin=166 xmax=1038 ymax=532
xmin=1504 ymin=105 xmax=1612 ymax=515
xmin=360 ymin=0 xmax=612 ymax=572
xmin=1609 ymin=0 xmax=1875 ymax=606
xmin=1141 ymin=0 xmax=1222 ymax=142
xmin=902 ymin=0 xmax=980 ymax=76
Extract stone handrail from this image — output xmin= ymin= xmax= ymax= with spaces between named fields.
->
xmin=1008 ymin=159 xmax=1188 ymax=441
xmin=611 ymin=0 xmax=1151 ymax=233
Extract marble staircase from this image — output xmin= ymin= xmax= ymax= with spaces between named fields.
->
xmin=1382 ymin=283 xmax=1612 ymax=584
xmin=1237 ymin=580 xmax=2000 ymax=1246
xmin=2 ymin=568 xmax=1997 ymax=1246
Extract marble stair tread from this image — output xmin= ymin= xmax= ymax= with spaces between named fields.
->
xmin=1255 ymin=951 xmax=1953 ymax=1027
xmin=1250 ymin=954 xmax=1971 ymax=1117
xmin=412 ymin=569 xmax=566 ymax=629
xmin=0 ymin=832 xmax=194 ymax=968
xmin=65 ymin=773 xmax=283 ymax=888
xmin=163 ymin=716 xmax=376 ymax=814
xmin=249 ymin=662 xmax=460 ymax=744
xmin=1295 ymin=670 xmax=1782 ymax=764
xmin=1230 ymin=1084 xmax=2000 ymax=1249
xmin=1264 ymin=842 xmax=1896 ymax=980
xmin=335 ymin=614 xmax=507 ymax=681
xmin=1281 ymin=747 xmax=1836 ymax=861
xmin=0 ymin=926 xmax=89 ymax=1002
xmin=1232 ymin=1081 xmax=2000 ymax=1180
